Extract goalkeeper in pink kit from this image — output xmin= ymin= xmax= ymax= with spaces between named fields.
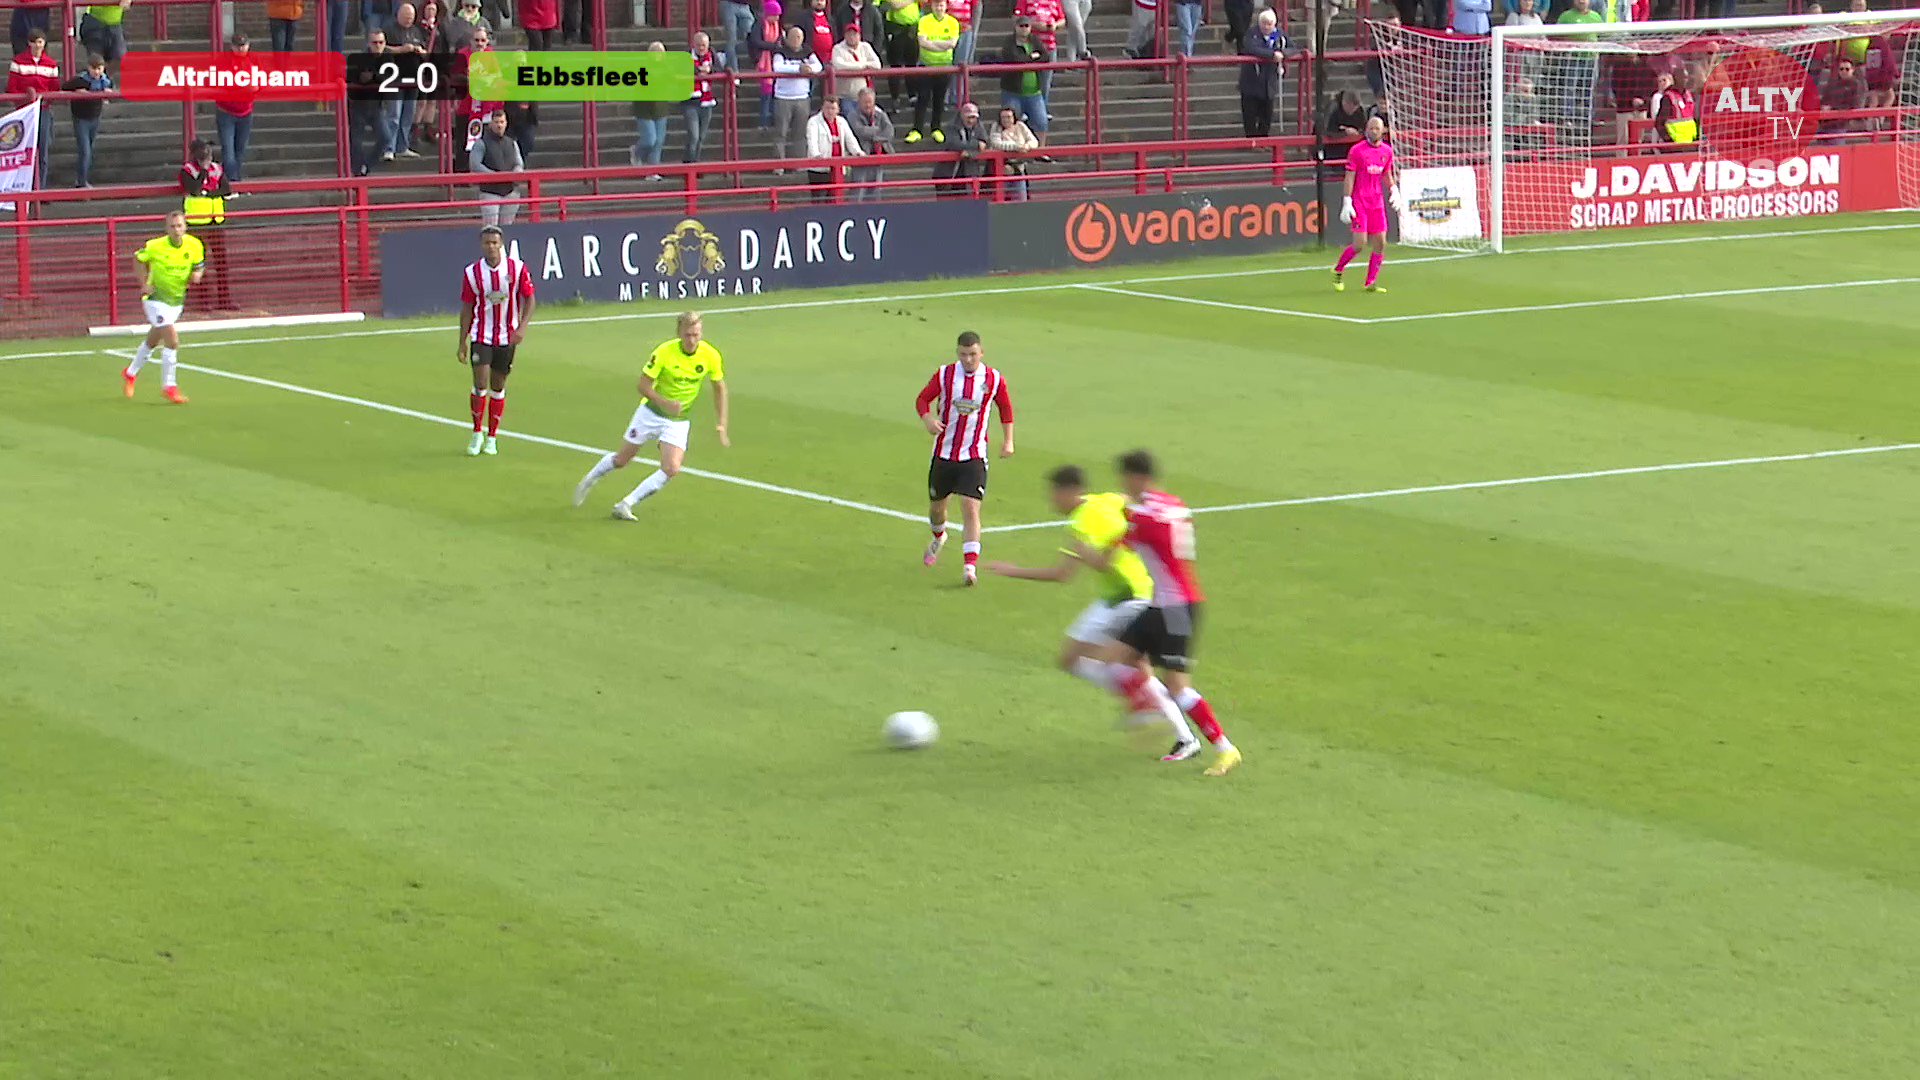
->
xmin=1334 ymin=116 xmax=1399 ymax=293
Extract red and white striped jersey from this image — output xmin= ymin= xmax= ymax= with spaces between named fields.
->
xmin=916 ymin=361 xmax=1014 ymax=462
xmin=460 ymin=256 xmax=535 ymax=345
xmin=1124 ymin=489 xmax=1206 ymax=607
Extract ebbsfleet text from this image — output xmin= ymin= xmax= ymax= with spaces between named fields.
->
xmin=515 ymin=65 xmax=650 ymax=87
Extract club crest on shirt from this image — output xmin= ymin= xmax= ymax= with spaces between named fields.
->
xmin=694 ymin=364 xmax=705 ymax=374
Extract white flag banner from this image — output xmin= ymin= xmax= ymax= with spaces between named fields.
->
xmin=0 ymin=101 xmax=42 ymax=211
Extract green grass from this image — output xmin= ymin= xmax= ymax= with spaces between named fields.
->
xmin=3 ymin=214 xmax=1918 ymax=1078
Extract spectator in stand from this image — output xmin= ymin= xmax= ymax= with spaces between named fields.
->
xmin=833 ymin=22 xmax=882 ymax=114
xmin=804 ymin=95 xmax=865 ymax=201
xmin=326 ymin=0 xmax=350 ymax=52
xmin=752 ymin=1 xmax=787 ymax=127
xmin=520 ymin=0 xmax=559 ymax=51
xmin=1323 ymin=89 xmax=1365 ymax=159
xmin=10 ymin=6 xmax=49 ymax=61
xmin=632 ymin=41 xmax=671 ymax=175
xmin=796 ymin=0 xmax=837 ymax=102
xmin=1056 ymin=0 xmax=1088 ymax=63
xmin=907 ymin=0 xmax=958 ymax=142
xmin=1845 ymin=0 xmax=1898 ymax=115
xmin=1708 ymin=0 xmax=1734 ymax=20
xmin=1173 ymin=0 xmax=1202 ymax=59
xmin=1453 ymin=0 xmax=1491 ymax=35
xmin=180 ymin=138 xmax=234 ymax=309
xmin=1555 ymin=0 xmax=1604 ymax=128
xmin=1237 ymin=9 xmax=1284 ymax=138
xmin=268 ymin=0 xmax=302 ymax=51
xmin=415 ymin=0 xmax=446 ymax=141
xmin=1646 ymin=69 xmax=1696 ymax=143
xmin=1125 ymin=0 xmax=1156 ymax=60
xmin=504 ymin=98 xmax=537 ymax=163
xmin=1223 ymin=0 xmax=1253 ymax=53
xmin=442 ymin=0 xmax=491 ymax=52
xmin=836 ymin=0 xmax=883 ymax=47
xmin=771 ymin=25 xmax=823 ymax=169
xmin=933 ymin=99 xmax=986 ymax=195
xmin=880 ymin=0 xmax=921 ymax=107
xmin=80 ymin=0 xmax=131 ymax=68
xmin=944 ymin=0 xmax=974 ymax=107
xmin=7 ymin=28 xmax=58 ymax=186
xmin=1422 ymin=0 xmax=1445 ymax=31
xmin=1014 ymin=0 xmax=1064 ymax=95
xmin=1819 ymin=56 xmax=1868 ymax=133
xmin=388 ymin=4 xmax=429 ymax=157
xmin=685 ymin=30 xmax=720 ymax=162
xmin=562 ymin=0 xmax=591 ymax=46
xmin=999 ymin=17 xmax=1050 ymax=152
xmin=62 ymin=54 xmax=111 ymax=188
xmin=212 ymin=35 xmax=256 ymax=183
xmin=1365 ymin=13 xmax=1397 ymax=98
xmin=719 ymin=0 xmax=755 ymax=72
xmin=1367 ymin=92 xmax=1391 ymax=131
xmin=364 ymin=0 xmax=395 ymax=36
xmin=347 ymin=44 xmax=387 ymax=172
xmin=1505 ymin=0 xmax=1542 ymax=26
xmin=986 ymin=104 xmax=1037 ymax=199
xmin=470 ymin=107 xmax=523 ymax=224
xmin=846 ymin=86 xmax=892 ymax=200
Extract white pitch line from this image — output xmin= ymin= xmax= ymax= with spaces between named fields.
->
xmin=981 ymin=440 xmax=1920 ymax=533
xmin=0 ymin=347 xmax=99 ymax=360
xmin=102 ymin=351 xmax=934 ymax=527
xmin=1364 ymin=276 xmax=1920 ymax=325
xmin=1074 ymin=283 xmax=1371 ymax=324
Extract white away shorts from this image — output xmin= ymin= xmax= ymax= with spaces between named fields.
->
xmin=623 ymin=404 xmax=692 ymax=450
xmin=143 ymin=299 xmax=184 ymax=327
xmin=1065 ymin=598 xmax=1149 ymax=646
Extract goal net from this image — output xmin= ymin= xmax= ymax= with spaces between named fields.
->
xmin=1372 ymin=10 xmax=1920 ymax=252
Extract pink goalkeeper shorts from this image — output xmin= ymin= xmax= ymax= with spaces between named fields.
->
xmin=1354 ymin=204 xmax=1389 ymax=236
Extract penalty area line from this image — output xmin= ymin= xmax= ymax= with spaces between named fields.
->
xmin=99 ymin=350 xmax=934 ymax=528
xmin=978 ymin=441 xmax=1920 ymax=533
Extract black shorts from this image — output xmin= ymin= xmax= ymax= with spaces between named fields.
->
xmin=928 ymin=457 xmax=988 ymax=501
xmin=471 ymin=342 xmax=517 ymax=373
xmin=1118 ymin=602 xmax=1203 ymax=673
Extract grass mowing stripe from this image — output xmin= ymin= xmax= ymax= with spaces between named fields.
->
xmin=101 ymin=350 xmax=936 ymax=527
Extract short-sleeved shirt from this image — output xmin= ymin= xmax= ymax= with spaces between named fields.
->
xmin=1067 ymin=492 xmax=1154 ymax=604
xmin=88 ymin=4 xmax=127 ymax=26
xmin=917 ymin=13 xmax=959 ymax=64
xmin=884 ymin=0 xmax=922 ymax=27
xmin=1556 ymin=7 xmax=1604 ymax=42
xmin=136 ymin=234 xmax=205 ymax=306
xmin=1014 ymin=0 xmax=1063 ymax=49
xmin=643 ymin=338 xmax=726 ymax=415
xmin=1347 ymin=139 xmax=1394 ymax=208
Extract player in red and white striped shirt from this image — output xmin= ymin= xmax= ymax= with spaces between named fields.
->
xmin=455 ymin=226 xmax=536 ymax=457
xmin=1081 ymin=450 xmax=1242 ymax=776
xmin=913 ymin=330 xmax=1014 ymax=586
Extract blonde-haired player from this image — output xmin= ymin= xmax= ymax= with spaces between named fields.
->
xmin=120 ymin=210 xmax=203 ymax=404
xmin=572 ymin=311 xmax=732 ymax=520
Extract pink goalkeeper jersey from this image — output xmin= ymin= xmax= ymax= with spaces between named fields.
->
xmin=1347 ymin=139 xmax=1394 ymax=208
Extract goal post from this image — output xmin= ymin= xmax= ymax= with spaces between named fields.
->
xmin=1373 ymin=9 xmax=1920 ymax=253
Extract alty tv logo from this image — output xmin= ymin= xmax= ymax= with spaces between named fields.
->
xmin=1063 ymin=196 xmax=1322 ymax=264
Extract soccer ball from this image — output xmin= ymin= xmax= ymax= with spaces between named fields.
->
xmin=883 ymin=711 xmax=939 ymax=750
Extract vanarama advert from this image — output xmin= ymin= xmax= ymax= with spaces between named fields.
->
xmin=988 ymin=186 xmax=1342 ymax=271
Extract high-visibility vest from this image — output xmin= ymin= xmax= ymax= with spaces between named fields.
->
xmin=183 ymin=193 xmax=226 ymax=225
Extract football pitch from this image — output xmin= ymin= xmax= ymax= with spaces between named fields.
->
xmin=3 ymin=215 xmax=1918 ymax=1078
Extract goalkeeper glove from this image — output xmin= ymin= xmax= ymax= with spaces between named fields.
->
xmin=1339 ymin=197 xmax=1355 ymax=225
xmin=1388 ymin=186 xmax=1403 ymax=213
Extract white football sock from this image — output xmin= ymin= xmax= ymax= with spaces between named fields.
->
xmin=125 ymin=344 xmax=152 ymax=375
xmin=159 ymin=348 xmax=179 ymax=388
xmin=1069 ymin=656 xmax=1115 ymax=689
xmin=962 ymin=541 xmax=981 ymax=556
xmin=1151 ymin=678 xmax=1199 ymax=743
xmin=584 ymin=452 xmax=618 ymax=484
xmin=618 ymin=469 xmax=672 ymax=507
xmin=1174 ymin=687 xmax=1235 ymax=752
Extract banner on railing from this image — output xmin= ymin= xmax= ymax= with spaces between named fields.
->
xmin=0 ymin=101 xmax=41 ymax=212
xmin=1396 ymin=167 xmax=1482 ymax=246
xmin=987 ymin=184 xmax=1348 ymax=272
xmin=380 ymin=200 xmax=991 ymax=317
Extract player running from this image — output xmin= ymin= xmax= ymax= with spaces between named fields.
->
xmin=1333 ymin=115 xmax=1399 ymax=295
xmin=572 ymin=311 xmax=731 ymax=521
xmin=1080 ymin=450 xmax=1242 ymax=777
xmin=988 ymin=465 xmax=1202 ymax=761
xmin=915 ymin=330 xmax=1014 ymax=587
xmin=456 ymin=225 xmax=536 ymax=457
xmin=120 ymin=210 xmax=204 ymax=404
